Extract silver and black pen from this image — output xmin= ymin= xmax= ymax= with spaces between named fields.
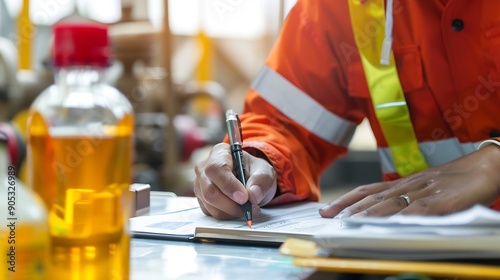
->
xmin=225 ymin=109 xmax=253 ymax=228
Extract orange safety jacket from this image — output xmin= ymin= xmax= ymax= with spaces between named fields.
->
xmin=238 ymin=0 xmax=500 ymax=210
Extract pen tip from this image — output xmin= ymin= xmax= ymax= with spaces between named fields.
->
xmin=247 ymin=220 xmax=252 ymax=228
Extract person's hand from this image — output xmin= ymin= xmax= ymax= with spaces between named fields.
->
xmin=194 ymin=143 xmax=277 ymax=219
xmin=319 ymin=145 xmax=500 ymax=218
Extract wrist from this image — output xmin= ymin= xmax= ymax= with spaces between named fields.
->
xmin=478 ymin=139 xmax=500 ymax=195
xmin=478 ymin=139 xmax=500 ymax=150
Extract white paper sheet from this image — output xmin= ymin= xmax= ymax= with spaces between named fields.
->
xmin=343 ymin=205 xmax=500 ymax=227
xmin=130 ymin=200 xmax=335 ymax=238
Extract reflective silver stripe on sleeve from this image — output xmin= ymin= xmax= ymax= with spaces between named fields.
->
xmin=251 ymin=65 xmax=357 ymax=147
xmin=378 ymin=138 xmax=484 ymax=174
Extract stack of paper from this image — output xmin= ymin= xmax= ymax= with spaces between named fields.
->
xmin=313 ymin=205 xmax=500 ymax=260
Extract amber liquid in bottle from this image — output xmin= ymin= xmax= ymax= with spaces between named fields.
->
xmin=28 ymin=111 xmax=134 ymax=280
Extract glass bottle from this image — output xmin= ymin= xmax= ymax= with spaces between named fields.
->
xmin=0 ymin=131 xmax=48 ymax=280
xmin=27 ymin=22 xmax=134 ymax=280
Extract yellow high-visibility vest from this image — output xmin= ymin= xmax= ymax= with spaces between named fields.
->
xmin=348 ymin=0 xmax=428 ymax=176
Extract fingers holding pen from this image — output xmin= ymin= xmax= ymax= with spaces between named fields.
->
xmin=204 ymin=143 xmax=250 ymax=204
xmin=194 ymin=143 xmax=248 ymax=219
xmin=193 ymin=142 xmax=274 ymax=219
xmin=194 ymin=172 xmax=244 ymax=219
xmin=245 ymin=152 xmax=277 ymax=206
xmin=203 ymin=143 xmax=276 ymax=207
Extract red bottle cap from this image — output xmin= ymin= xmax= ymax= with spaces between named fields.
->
xmin=53 ymin=22 xmax=110 ymax=67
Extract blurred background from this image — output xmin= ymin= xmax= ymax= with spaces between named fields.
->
xmin=0 ymin=0 xmax=381 ymax=201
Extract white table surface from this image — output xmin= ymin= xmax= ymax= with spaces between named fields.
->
xmin=130 ymin=192 xmax=314 ymax=280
